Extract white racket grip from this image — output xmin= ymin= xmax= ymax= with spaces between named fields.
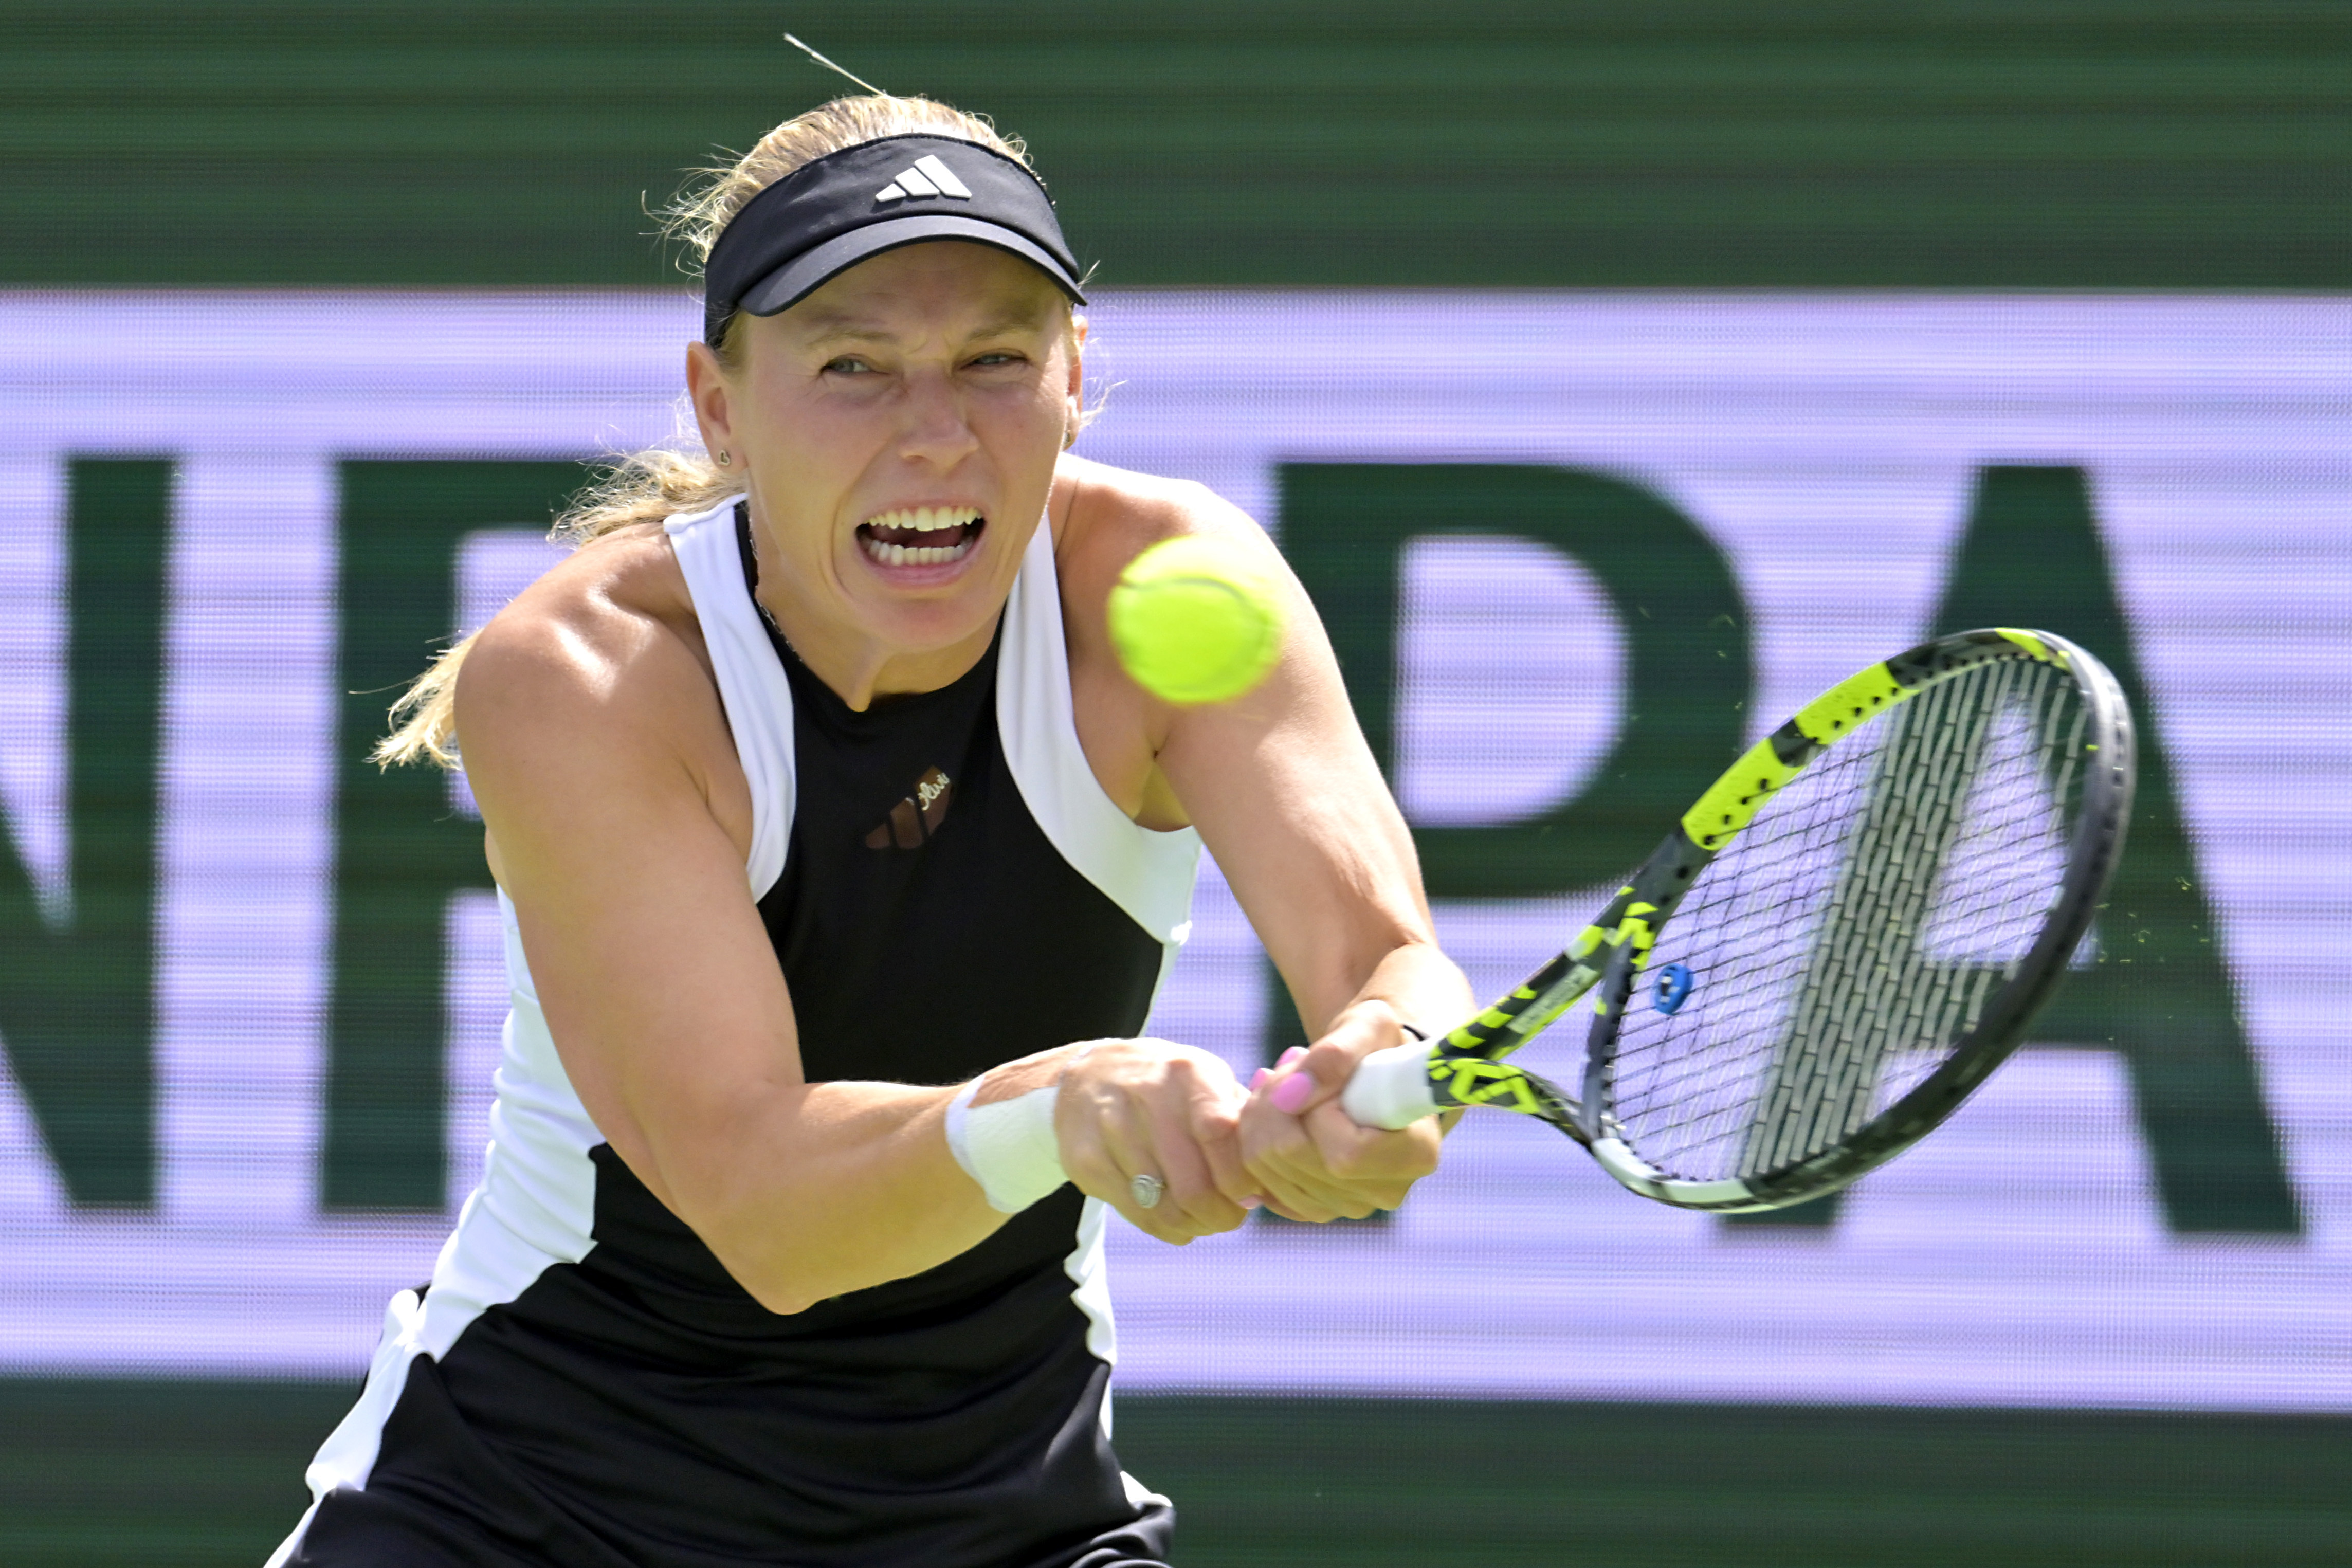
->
xmin=1340 ymin=1041 xmax=1444 ymax=1129
xmin=944 ymin=1081 xmax=1067 ymax=1214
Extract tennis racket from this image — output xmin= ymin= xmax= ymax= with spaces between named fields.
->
xmin=1341 ymin=627 xmax=2135 ymax=1212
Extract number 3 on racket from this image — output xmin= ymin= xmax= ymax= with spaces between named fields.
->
xmin=1342 ymin=627 xmax=2135 ymax=1212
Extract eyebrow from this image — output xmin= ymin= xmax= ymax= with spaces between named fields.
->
xmin=793 ymin=302 xmax=1057 ymax=349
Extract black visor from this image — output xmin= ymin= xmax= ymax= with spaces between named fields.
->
xmin=701 ymin=133 xmax=1086 ymax=345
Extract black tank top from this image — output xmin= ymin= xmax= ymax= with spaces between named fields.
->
xmin=305 ymin=509 xmax=1172 ymax=1568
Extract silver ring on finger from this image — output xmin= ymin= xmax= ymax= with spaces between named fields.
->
xmin=1129 ymin=1172 xmax=1166 ymax=1210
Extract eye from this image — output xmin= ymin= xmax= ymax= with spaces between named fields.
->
xmin=969 ymin=351 xmax=1027 ymax=369
xmin=822 ymin=356 xmax=876 ymax=375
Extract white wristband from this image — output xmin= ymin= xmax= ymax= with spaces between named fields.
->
xmin=944 ymin=1080 xmax=1068 ymax=1214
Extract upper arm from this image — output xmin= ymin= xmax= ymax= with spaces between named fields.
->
xmin=1064 ymin=472 xmax=1437 ymax=1033
xmin=453 ymin=581 xmax=799 ymax=1230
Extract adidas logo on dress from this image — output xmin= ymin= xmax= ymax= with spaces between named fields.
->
xmin=874 ymin=155 xmax=975 ymax=204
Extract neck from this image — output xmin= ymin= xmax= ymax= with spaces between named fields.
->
xmin=747 ymin=540 xmax=1001 ymax=713
xmin=771 ymin=598 xmax=1001 ymax=712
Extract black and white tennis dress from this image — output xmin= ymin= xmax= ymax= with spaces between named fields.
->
xmin=274 ymin=498 xmax=1202 ymax=1568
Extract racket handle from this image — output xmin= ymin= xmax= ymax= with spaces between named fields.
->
xmin=1340 ymin=1041 xmax=1443 ymax=1129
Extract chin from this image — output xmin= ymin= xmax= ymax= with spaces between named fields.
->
xmin=861 ymin=579 xmax=1004 ymax=651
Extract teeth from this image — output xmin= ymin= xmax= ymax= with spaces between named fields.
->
xmin=865 ymin=505 xmax=981 ymax=534
xmin=862 ymin=534 xmax=978 ymax=567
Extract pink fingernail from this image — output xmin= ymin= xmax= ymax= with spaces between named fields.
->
xmin=1270 ymin=1072 xmax=1316 ymax=1115
xmin=1241 ymin=1195 xmax=1263 ymax=1210
xmin=1249 ymin=1067 xmax=1272 ymax=1091
xmin=1277 ymin=1046 xmax=1307 ymax=1068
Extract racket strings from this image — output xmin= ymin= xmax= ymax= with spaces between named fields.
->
xmin=1606 ymin=655 xmax=2089 ymax=1183
xmin=1746 ymin=662 xmax=2030 ymax=1173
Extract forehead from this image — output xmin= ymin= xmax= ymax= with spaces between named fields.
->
xmin=779 ymin=242 xmax=1065 ymax=341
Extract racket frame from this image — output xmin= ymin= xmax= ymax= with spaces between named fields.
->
xmin=1409 ymin=627 xmax=2136 ymax=1212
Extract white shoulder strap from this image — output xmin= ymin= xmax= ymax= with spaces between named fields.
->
xmin=663 ymin=498 xmax=795 ymax=899
xmin=999 ymin=517 xmax=1201 ymax=945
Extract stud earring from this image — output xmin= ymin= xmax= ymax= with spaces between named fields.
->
xmin=716 ymin=450 xmax=731 ymax=466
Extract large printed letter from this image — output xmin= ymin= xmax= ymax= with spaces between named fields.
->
xmin=1934 ymin=467 xmax=2298 ymax=1233
xmin=0 ymin=459 xmax=167 ymax=1207
xmin=1740 ymin=466 xmax=2300 ymax=1233
xmin=1264 ymin=464 xmax=1750 ymax=1101
xmin=1281 ymin=464 xmax=1751 ymax=896
xmin=326 ymin=460 xmax=586 ymax=1210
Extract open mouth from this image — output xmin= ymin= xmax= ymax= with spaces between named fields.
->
xmin=858 ymin=507 xmax=985 ymax=567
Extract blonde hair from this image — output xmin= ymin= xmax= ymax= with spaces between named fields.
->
xmin=375 ymin=94 xmax=1036 ymax=770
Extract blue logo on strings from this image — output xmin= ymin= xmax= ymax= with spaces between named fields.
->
xmin=1652 ymin=962 xmax=1695 ymax=1015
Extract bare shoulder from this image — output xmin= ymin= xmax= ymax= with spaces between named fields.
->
xmin=1053 ymin=461 xmax=1261 ymax=576
xmin=455 ymin=523 xmax=745 ymax=841
xmin=1049 ymin=457 xmax=1293 ymax=830
xmin=459 ymin=523 xmax=709 ymax=739
xmin=1050 ymin=455 xmax=1272 ymax=605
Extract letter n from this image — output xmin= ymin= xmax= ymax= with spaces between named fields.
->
xmin=0 ymin=459 xmax=168 ymax=1207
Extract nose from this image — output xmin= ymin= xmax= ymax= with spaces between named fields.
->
xmin=897 ymin=367 xmax=980 ymax=471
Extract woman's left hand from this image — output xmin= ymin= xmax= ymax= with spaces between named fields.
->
xmin=1237 ymin=1001 xmax=1446 ymax=1221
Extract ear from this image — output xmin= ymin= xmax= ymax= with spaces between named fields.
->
xmin=685 ymin=340 xmax=737 ymax=462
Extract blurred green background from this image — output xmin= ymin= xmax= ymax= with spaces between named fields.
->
xmin=4 ymin=3 xmax=2349 ymax=1564
xmin=7 ymin=1 xmax=2348 ymax=290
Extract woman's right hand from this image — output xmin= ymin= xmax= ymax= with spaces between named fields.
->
xmin=1045 ymin=1038 xmax=1259 ymax=1243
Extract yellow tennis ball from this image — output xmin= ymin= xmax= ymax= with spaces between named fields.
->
xmin=1108 ymin=534 xmax=1289 ymax=706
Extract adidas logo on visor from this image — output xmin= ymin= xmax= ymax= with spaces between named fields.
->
xmin=874 ymin=154 xmax=975 ymax=204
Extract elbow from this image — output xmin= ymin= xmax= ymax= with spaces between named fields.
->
xmin=640 ymin=1119 xmax=836 ymax=1316
xmin=715 ymin=1246 xmax=827 ymax=1317
xmin=695 ymin=1206 xmax=863 ymax=1317
xmin=696 ymin=1224 xmax=829 ymax=1317
xmin=744 ymin=1282 xmax=823 ymax=1317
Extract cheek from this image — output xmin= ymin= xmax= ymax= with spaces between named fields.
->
xmin=762 ymin=501 xmax=838 ymax=573
xmin=981 ymin=374 xmax=1076 ymax=450
xmin=754 ymin=391 xmax=886 ymax=491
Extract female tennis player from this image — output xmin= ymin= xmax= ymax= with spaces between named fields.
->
xmin=272 ymin=94 xmax=1470 ymax=1568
